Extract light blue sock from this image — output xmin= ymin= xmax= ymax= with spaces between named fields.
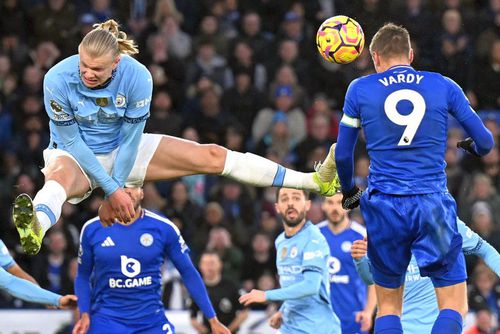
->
xmin=431 ymin=309 xmax=462 ymax=334
xmin=374 ymin=315 xmax=403 ymax=334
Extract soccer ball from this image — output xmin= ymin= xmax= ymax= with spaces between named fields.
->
xmin=316 ymin=15 xmax=365 ymax=64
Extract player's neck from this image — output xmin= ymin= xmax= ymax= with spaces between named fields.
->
xmin=328 ymin=218 xmax=350 ymax=234
xmin=377 ymin=58 xmax=411 ymax=73
xmin=283 ymin=220 xmax=307 ymax=237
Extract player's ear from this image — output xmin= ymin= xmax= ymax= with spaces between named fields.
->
xmin=112 ymin=55 xmax=121 ymax=69
xmin=371 ymin=52 xmax=379 ymax=67
xmin=409 ymin=48 xmax=414 ymax=64
xmin=305 ymin=199 xmax=311 ymax=212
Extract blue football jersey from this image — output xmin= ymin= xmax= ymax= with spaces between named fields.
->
xmin=402 ymin=219 xmax=482 ymax=334
xmin=342 ymin=65 xmax=475 ymax=194
xmin=275 ymin=222 xmax=341 ymax=334
xmin=319 ymin=221 xmax=368 ymax=334
xmin=0 ymin=239 xmax=14 ymax=270
xmin=44 ymin=54 xmax=152 ymax=154
xmin=78 ymin=210 xmax=189 ymax=320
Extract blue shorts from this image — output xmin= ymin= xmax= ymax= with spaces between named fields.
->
xmin=88 ymin=311 xmax=175 ymax=334
xmin=361 ymin=191 xmax=466 ymax=289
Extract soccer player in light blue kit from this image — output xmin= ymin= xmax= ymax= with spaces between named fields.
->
xmin=12 ymin=19 xmax=339 ymax=255
xmin=351 ymin=218 xmax=500 ymax=333
xmin=73 ymin=187 xmax=229 ymax=334
xmin=239 ymin=188 xmax=340 ymax=334
xmin=318 ymin=193 xmax=376 ymax=334
xmin=0 ymin=239 xmax=77 ymax=308
xmin=335 ymin=23 xmax=494 ymax=334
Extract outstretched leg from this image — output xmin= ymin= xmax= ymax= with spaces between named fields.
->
xmin=13 ymin=156 xmax=90 ymax=254
xmin=145 ymin=136 xmax=339 ymax=195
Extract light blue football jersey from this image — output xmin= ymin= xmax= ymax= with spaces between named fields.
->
xmin=43 ymin=54 xmax=152 ymax=154
xmin=402 ymin=219 xmax=485 ymax=333
xmin=77 ymin=210 xmax=189 ymax=320
xmin=0 ymin=239 xmax=14 ymax=270
xmin=275 ymin=221 xmax=341 ymax=334
xmin=319 ymin=221 xmax=368 ymax=334
xmin=343 ymin=65 xmax=476 ymax=195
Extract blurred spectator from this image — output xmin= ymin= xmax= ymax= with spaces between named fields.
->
xmin=186 ymin=39 xmax=231 ymax=90
xmin=469 ymin=39 xmax=500 ymax=110
xmin=221 ymin=69 xmax=264 ymax=137
xmin=146 ymin=91 xmax=183 ymax=136
xmin=193 ymin=202 xmax=231 ymax=253
xmin=481 ymin=146 xmax=500 ymax=190
xmin=141 ymin=182 xmax=167 ymax=215
xmin=30 ymin=0 xmax=77 ymax=56
xmin=391 ymin=0 xmax=436 ymax=65
xmin=276 ymin=10 xmax=315 ymax=62
xmin=266 ymin=39 xmax=309 ymax=90
xmin=158 ymin=15 xmax=192 ymax=60
xmin=468 ymin=264 xmax=500 ymax=320
xmin=0 ymin=33 xmax=30 ymax=73
xmin=295 ymin=113 xmax=335 ymax=171
xmin=464 ymin=307 xmax=500 ymax=334
xmin=475 ymin=11 xmax=500 ymax=62
xmin=306 ymin=93 xmax=340 ymax=139
xmin=469 ymin=202 xmax=500 ymax=251
xmin=268 ymin=64 xmax=307 ymax=108
xmin=254 ymin=112 xmax=298 ymax=164
xmin=252 ymin=84 xmax=306 ymax=146
xmin=460 ymin=173 xmax=500 ymax=224
xmin=31 ymin=230 xmax=74 ymax=295
xmin=85 ymin=0 xmax=115 ymax=23
xmin=227 ymin=40 xmax=267 ymax=92
xmin=193 ymin=15 xmax=229 ymax=58
xmin=0 ymin=0 xmax=28 ymax=41
xmin=446 ymin=134 xmax=471 ymax=202
xmin=348 ymin=0 xmax=390 ymax=39
xmin=231 ymin=11 xmax=274 ymax=63
xmin=240 ymin=231 xmax=276 ymax=291
xmin=206 ymin=226 xmax=244 ymax=285
xmin=186 ymin=85 xmax=236 ymax=144
xmin=436 ymin=9 xmax=473 ymax=88
xmin=354 ymin=155 xmax=370 ymax=190
xmin=142 ymin=33 xmax=186 ymax=106
xmin=191 ymin=251 xmax=248 ymax=333
xmin=0 ymin=101 xmax=13 ymax=150
xmin=165 ymin=180 xmax=202 ymax=243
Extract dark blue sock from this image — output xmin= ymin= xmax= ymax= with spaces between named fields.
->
xmin=374 ymin=315 xmax=403 ymax=334
xmin=431 ymin=309 xmax=462 ymax=334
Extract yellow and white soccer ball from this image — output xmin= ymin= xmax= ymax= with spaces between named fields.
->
xmin=316 ymin=15 xmax=365 ymax=64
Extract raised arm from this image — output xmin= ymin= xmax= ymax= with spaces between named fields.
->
xmin=458 ymin=218 xmax=500 ymax=276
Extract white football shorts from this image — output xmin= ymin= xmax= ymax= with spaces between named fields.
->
xmin=41 ymin=133 xmax=162 ymax=204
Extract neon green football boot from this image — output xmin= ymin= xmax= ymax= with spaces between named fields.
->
xmin=12 ymin=194 xmax=44 ymax=255
xmin=313 ymin=143 xmax=341 ymax=196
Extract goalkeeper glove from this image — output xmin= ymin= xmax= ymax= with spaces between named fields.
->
xmin=457 ymin=137 xmax=480 ymax=157
xmin=342 ymin=186 xmax=363 ymax=210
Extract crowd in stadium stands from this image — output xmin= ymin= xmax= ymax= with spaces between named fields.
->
xmin=0 ymin=0 xmax=499 ymax=326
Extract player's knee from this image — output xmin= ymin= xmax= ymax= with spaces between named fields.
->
xmin=203 ymin=144 xmax=227 ymax=173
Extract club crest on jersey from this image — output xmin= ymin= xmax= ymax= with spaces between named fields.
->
xmin=281 ymin=246 xmax=288 ymax=260
xmin=115 ymin=94 xmax=126 ymax=108
xmin=95 ymin=97 xmax=108 ymax=107
xmin=290 ymin=246 xmax=298 ymax=258
xmin=140 ymin=233 xmax=154 ymax=247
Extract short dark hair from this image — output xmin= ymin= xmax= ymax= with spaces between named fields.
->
xmin=275 ymin=188 xmax=310 ymax=202
xmin=369 ymin=23 xmax=411 ymax=59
